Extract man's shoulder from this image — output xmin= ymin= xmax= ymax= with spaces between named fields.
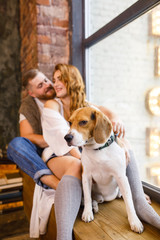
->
xmin=21 ymin=95 xmax=36 ymax=105
xmin=19 ymin=95 xmax=38 ymax=114
xmin=20 ymin=95 xmax=37 ymax=109
xmin=19 ymin=95 xmax=42 ymax=134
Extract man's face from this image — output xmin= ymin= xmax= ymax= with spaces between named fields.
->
xmin=28 ymin=72 xmax=55 ymax=101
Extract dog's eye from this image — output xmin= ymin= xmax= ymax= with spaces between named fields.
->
xmin=68 ymin=121 xmax=72 ymax=126
xmin=79 ymin=120 xmax=88 ymax=126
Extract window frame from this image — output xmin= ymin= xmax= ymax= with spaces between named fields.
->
xmin=71 ymin=0 xmax=160 ymax=202
xmin=69 ymin=0 xmax=85 ymax=79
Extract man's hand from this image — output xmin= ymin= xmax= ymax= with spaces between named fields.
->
xmin=112 ymin=119 xmax=125 ymax=138
xmin=97 ymin=105 xmax=125 ymax=138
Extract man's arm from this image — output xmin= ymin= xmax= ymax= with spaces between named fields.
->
xmin=20 ymin=119 xmax=48 ymax=148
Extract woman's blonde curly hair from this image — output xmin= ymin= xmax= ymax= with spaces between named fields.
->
xmin=53 ymin=63 xmax=88 ymax=114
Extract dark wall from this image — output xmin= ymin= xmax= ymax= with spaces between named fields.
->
xmin=0 ymin=0 xmax=21 ymax=153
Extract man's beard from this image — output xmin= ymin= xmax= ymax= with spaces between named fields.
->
xmin=38 ymin=86 xmax=56 ymax=100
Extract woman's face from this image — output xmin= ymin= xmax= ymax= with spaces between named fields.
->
xmin=53 ymin=70 xmax=68 ymax=98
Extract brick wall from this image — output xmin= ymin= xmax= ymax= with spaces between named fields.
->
xmin=20 ymin=0 xmax=38 ymax=74
xmin=20 ymin=0 xmax=70 ymax=80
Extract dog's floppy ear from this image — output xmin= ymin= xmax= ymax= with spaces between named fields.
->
xmin=93 ymin=111 xmax=112 ymax=144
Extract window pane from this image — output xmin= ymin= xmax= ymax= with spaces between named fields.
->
xmin=87 ymin=0 xmax=137 ymax=37
xmin=88 ymin=5 xmax=160 ymax=187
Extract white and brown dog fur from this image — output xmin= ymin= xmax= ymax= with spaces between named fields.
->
xmin=64 ymin=107 xmax=144 ymax=233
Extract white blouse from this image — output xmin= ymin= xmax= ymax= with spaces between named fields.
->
xmin=41 ymin=98 xmax=73 ymax=161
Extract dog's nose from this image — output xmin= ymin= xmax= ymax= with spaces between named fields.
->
xmin=64 ymin=134 xmax=73 ymax=145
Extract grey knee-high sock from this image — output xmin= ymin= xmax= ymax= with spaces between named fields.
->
xmin=54 ymin=175 xmax=82 ymax=240
xmin=126 ymin=150 xmax=160 ymax=229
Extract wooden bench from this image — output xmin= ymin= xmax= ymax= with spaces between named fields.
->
xmin=21 ymin=171 xmax=160 ymax=240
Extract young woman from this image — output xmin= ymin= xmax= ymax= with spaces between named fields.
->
xmin=42 ymin=64 xmax=160 ymax=240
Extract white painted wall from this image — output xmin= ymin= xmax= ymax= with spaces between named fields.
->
xmin=87 ymin=0 xmax=160 ymax=184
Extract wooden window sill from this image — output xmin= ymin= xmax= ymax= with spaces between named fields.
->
xmin=74 ymin=198 xmax=160 ymax=240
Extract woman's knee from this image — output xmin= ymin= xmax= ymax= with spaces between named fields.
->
xmin=67 ymin=158 xmax=82 ymax=179
xmin=71 ymin=159 xmax=82 ymax=171
xmin=48 ymin=156 xmax=82 ymax=180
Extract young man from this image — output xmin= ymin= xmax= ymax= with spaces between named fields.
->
xmin=7 ymin=69 xmax=60 ymax=189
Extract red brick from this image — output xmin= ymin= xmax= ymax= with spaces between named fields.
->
xmin=38 ymin=54 xmax=51 ymax=63
xmin=52 ymin=18 xmax=69 ymax=28
xmin=38 ymin=63 xmax=54 ymax=79
xmin=37 ymin=35 xmax=52 ymax=44
xmin=36 ymin=5 xmax=40 ymax=15
xmin=52 ymin=0 xmax=68 ymax=7
xmin=50 ymin=27 xmax=68 ymax=36
xmin=37 ymin=16 xmax=52 ymax=26
xmin=20 ymin=0 xmax=38 ymax=76
xmin=36 ymin=0 xmax=51 ymax=6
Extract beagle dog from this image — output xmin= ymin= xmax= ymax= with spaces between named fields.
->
xmin=64 ymin=107 xmax=144 ymax=233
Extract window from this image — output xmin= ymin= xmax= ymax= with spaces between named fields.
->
xmin=71 ymin=0 xmax=160 ymax=199
xmin=86 ymin=0 xmax=137 ymax=37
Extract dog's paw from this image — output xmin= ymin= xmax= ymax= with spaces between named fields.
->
xmin=117 ymin=189 xmax=122 ymax=198
xmin=82 ymin=209 xmax=94 ymax=222
xmin=95 ymin=194 xmax=104 ymax=203
xmin=92 ymin=200 xmax=99 ymax=213
xmin=130 ymin=217 xmax=144 ymax=234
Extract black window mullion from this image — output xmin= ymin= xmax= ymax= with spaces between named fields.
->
xmin=84 ymin=0 xmax=160 ymax=48
xmin=70 ymin=0 xmax=85 ymax=79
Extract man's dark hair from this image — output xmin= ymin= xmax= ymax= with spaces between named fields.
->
xmin=22 ymin=69 xmax=40 ymax=89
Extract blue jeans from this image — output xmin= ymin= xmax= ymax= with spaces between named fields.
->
xmin=7 ymin=137 xmax=53 ymax=188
